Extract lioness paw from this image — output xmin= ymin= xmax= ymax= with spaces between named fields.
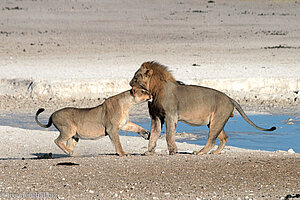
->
xmin=193 ymin=151 xmax=206 ymax=155
xmin=140 ymin=130 xmax=150 ymax=140
xmin=70 ymin=151 xmax=78 ymax=157
xmin=118 ymin=152 xmax=129 ymax=157
xmin=144 ymin=151 xmax=155 ymax=156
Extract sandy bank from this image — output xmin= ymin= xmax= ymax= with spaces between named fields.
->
xmin=0 ymin=76 xmax=299 ymax=106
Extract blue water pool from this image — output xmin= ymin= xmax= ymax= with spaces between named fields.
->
xmin=0 ymin=112 xmax=299 ymax=153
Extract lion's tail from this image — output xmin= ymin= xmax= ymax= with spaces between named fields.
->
xmin=35 ymin=108 xmax=53 ymax=128
xmin=231 ymin=98 xmax=276 ymax=131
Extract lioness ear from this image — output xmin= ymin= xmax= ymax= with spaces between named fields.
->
xmin=131 ymin=87 xmax=137 ymax=96
xmin=145 ymin=69 xmax=153 ymax=77
xmin=130 ymin=89 xmax=134 ymax=96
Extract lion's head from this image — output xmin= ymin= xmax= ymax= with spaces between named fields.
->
xmin=130 ymin=61 xmax=176 ymax=95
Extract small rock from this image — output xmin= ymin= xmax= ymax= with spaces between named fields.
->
xmin=288 ymin=149 xmax=295 ymax=154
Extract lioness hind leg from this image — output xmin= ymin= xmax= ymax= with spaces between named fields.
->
xmin=54 ymin=127 xmax=76 ymax=156
xmin=211 ymin=129 xmax=228 ymax=154
xmin=66 ymin=136 xmax=79 ymax=152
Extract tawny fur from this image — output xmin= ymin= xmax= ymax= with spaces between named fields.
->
xmin=130 ymin=61 xmax=276 ymax=155
xmin=35 ymin=89 xmax=152 ymax=156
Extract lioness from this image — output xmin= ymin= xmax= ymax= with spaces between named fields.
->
xmin=130 ymin=61 xmax=276 ymax=155
xmin=35 ymin=88 xmax=152 ymax=156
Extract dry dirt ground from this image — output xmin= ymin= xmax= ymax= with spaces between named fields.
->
xmin=0 ymin=152 xmax=299 ymax=200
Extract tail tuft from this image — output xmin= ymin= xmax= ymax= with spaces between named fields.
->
xmin=269 ymin=126 xmax=276 ymax=131
xmin=35 ymin=108 xmax=52 ymax=128
xmin=36 ymin=108 xmax=45 ymax=115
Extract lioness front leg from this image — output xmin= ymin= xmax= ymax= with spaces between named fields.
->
xmin=146 ymin=116 xmax=162 ymax=155
xmin=107 ymin=128 xmax=127 ymax=156
xmin=165 ymin=115 xmax=178 ymax=155
xmin=121 ymin=121 xmax=150 ymax=140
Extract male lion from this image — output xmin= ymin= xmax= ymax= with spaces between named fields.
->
xmin=130 ymin=61 xmax=276 ymax=155
xmin=35 ymin=88 xmax=152 ymax=156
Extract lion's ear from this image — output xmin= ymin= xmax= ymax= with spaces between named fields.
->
xmin=141 ymin=63 xmax=147 ymax=69
xmin=145 ymin=69 xmax=153 ymax=77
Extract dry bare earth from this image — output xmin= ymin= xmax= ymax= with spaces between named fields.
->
xmin=0 ymin=153 xmax=299 ymax=200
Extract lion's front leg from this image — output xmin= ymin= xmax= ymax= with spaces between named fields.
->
xmin=146 ymin=116 xmax=162 ymax=155
xmin=165 ymin=115 xmax=178 ymax=155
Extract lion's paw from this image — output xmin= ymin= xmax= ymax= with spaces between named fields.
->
xmin=169 ymin=151 xmax=177 ymax=155
xmin=210 ymin=150 xmax=221 ymax=155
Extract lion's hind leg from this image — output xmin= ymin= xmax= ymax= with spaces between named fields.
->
xmin=211 ymin=129 xmax=228 ymax=154
xmin=195 ymin=114 xmax=230 ymax=155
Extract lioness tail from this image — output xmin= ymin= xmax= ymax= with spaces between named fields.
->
xmin=231 ymin=98 xmax=276 ymax=131
xmin=35 ymin=108 xmax=53 ymax=128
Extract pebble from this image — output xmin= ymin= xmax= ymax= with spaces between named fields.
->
xmin=288 ymin=149 xmax=295 ymax=154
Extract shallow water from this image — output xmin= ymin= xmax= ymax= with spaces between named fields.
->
xmin=0 ymin=113 xmax=299 ymax=153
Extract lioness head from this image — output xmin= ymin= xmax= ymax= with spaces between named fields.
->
xmin=131 ymin=87 xmax=152 ymax=103
xmin=129 ymin=62 xmax=153 ymax=91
